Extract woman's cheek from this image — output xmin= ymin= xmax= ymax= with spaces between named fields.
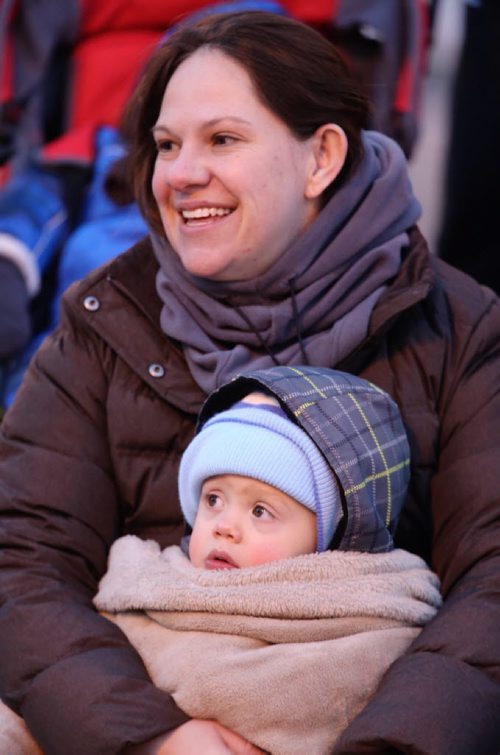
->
xmin=151 ymin=166 xmax=162 ymax=202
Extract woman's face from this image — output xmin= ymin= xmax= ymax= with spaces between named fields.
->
xmin=151 ymin=47 xmax=321 ymax=281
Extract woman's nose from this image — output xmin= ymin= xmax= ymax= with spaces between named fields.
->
xmin=165 ymin=144 xmax=211 ymax=191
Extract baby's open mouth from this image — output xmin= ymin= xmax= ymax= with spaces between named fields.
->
xmin=205 ymin=550 xmax=239 ymax=569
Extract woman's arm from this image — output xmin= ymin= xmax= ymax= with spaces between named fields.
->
xmin=0 ymin=303 xmax=188 ymax=753
xmin=334 ymin=280 xmax=500 ymax=753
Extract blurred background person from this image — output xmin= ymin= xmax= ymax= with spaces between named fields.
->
xmin=437 ymin=0 xmax=500 ymax=292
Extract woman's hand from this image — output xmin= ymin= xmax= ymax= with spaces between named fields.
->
xmin=127 ymin=719 xmax=265 ymax=754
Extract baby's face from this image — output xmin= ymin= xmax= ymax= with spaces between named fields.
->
xmin=188 ymin=474 xmax=317 ymax=569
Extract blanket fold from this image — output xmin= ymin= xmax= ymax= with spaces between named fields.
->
xmin=94 ymin=538 xmax=441 ymax=755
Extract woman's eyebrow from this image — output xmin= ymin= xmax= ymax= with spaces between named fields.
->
xmin=151 ymin=124 xmax=171 ymax=136
xmin=151 ymin=116 xmax=252 ymax=135
xmin=202 ymin=116 xmax=252 ymax=128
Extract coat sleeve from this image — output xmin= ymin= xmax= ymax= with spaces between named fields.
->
xmin=0 ymin=300 xmax=188 ymax=754
xmin=334 ymin=282 xmax=500 ymax=753
xmin=0 ymin=258 xmax=31 ymax=360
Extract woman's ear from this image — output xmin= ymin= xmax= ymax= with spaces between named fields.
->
xmin=305 ymin=124 xmax=348 ymax=200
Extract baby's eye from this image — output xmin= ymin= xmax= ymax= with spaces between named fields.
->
xmin=200 ymin=484 xmax=224 ymax=510
xmin=207 ymin=493 xmax=220 ymax=507
xmin=252 ymin=504 xmax=273 ymax=520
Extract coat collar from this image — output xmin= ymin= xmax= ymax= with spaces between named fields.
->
xmin=74 ymin=229 xmax=434 ymax=413
xmin=338 ymin=227 xmax=435 ymax=374
xmin=370 ymin=227 xmax=435 ymax=334
xmin=76 ymin=237 xmax=206 ymax=415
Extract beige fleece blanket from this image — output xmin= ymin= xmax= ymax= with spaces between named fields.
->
xmin=1 ymin=538 xmax=441 ymax=754
xmin=98 ymin=538 xmax=441 ymax=755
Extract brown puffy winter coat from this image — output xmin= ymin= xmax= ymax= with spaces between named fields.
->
xmin=0 ymin=229 xmax=499 ymax=754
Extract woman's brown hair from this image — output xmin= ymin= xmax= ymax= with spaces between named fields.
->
xmin=121 ymin=10 xmax=370 ymax=234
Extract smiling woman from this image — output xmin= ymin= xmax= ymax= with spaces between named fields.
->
xmin=124 ymin=10 xmax=368 ymax=242
xmin=149 ymin=47 xmax=337 ymax=280
xmin=0 ymin=8 xmax=500 ymax=755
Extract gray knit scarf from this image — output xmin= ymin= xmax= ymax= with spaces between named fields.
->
xmin=152 ymin=131 xmax=421 ymax=394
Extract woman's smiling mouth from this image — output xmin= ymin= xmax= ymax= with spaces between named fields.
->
xmin=181 ymin=207 xmax=233 ymax=223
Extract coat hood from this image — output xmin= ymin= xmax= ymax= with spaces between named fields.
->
xmin=197 ymin=366 xmax=410 ymax=552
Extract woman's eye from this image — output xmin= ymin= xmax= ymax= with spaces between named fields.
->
xmin=207 ymin=493 xmax=220 ymax=507
xmin=155 ymin=139 xmax=175 ymax=153
xmin=213 ymin=134 xmax=235 ymax=146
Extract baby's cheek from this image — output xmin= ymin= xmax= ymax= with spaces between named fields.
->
xmin=246 ymin=540 xmax=289 ymax=567
xmin=187 ymin=527 xmax=205 ymax=568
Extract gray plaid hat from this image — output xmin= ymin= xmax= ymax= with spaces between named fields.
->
xmin=197 ymin=366 xmax=411 ymax=552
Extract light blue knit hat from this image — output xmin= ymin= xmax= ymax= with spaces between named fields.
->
xmin=178 ymin=400 xmax=343 ymax=551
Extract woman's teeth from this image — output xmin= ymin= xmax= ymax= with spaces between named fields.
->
xmin=181 ymin=207 xmax=231 ymax=219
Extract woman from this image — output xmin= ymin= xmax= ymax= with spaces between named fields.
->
xmin=0 ymin=10 xmax=499 ymax=755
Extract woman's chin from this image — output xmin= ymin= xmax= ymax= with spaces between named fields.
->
xmin=180 ymin=259 xmax=232 ymax=280
xmin=174 ymin=248 xmax=241 ymax=281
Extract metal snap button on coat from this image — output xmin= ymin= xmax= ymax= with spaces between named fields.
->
xmin=83 ymin=295 xmax=100 ymax=312
xmin=148 ymin=363 xmax=165 ymax=378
